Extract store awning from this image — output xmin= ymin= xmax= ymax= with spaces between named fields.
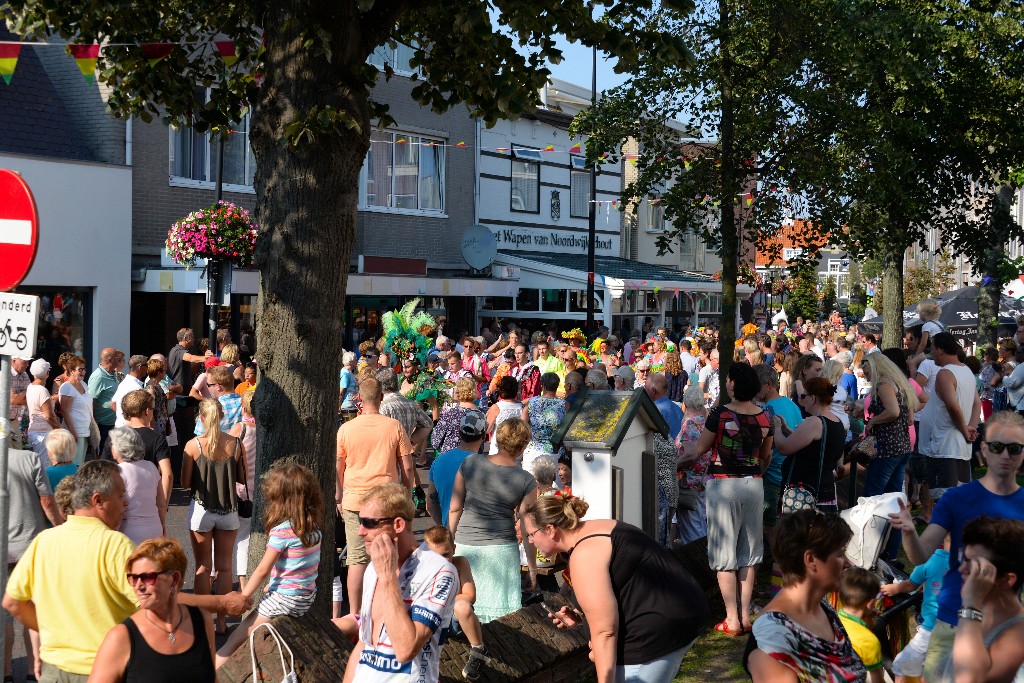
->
xmin=132 ymin=268 xmax=519 ymax=298
xmin=493 ymin=250 xmax=750 ymax=297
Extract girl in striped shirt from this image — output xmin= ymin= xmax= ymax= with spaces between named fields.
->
xmin=215 ymin=463 xmax=323 ymax=667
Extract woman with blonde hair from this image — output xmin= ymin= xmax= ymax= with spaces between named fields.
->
xmin=664 ymin=350 xmax=687 ymax=403
xmin=743 ymin=336 xmax=764 ymax=367
xmin=432 ymin=377 xmax=483 ymax=454
xmin=219 ymin=343 xmax=243 ymax=382
xmin=449 ymin=418 xmax=539 ymax=622
xmin=182 ymin=398 xmax=247 ymax=634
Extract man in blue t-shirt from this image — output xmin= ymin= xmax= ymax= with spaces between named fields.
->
xmin=647 ymin=373 xmax=683 ymax=438
xmin=427 ymin=411 xmax=487 ymax=527
xmin=889 ymin=411 xmax=1024 ymax=682
xmin=754 ymin=365 xmax=803 ymax=537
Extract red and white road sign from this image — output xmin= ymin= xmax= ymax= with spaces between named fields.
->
xmin=0 ymin=169 xmax=39 ymax=292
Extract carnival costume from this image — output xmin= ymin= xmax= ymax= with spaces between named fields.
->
xmin=561 ymin=328 xmax=593 ymax=365
xmin=382 ymin=298 xmax=450 ymax=406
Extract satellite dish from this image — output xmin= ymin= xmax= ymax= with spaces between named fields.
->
xmin=461 ymin=224 xmax=498 ymax=270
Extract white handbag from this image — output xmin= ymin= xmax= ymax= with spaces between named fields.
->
xmin=249 ymin=622 xmax=298 ymax=683
xmin=840 ymin=492 xmax=906 ymax=570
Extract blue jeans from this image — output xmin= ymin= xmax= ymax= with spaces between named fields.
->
xmin=615 ymin=640 xmax=695 ymax=683
xmin=862 ymin=452 xmax=911 ymax=560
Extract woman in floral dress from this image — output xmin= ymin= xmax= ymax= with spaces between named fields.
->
xmin=674 ymin=384 xmax=711 ymax=544
xmin=431 ymin=377 xmax=479 ymax=454
xmin=520 ymin=373 xmax=566 ymax=475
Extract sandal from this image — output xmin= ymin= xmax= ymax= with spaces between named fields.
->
xmin=713 ymin=619 xmax=745 ymax=637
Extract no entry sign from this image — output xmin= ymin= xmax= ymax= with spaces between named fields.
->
xmin=0 ymin=169 xmax=39 ymax=292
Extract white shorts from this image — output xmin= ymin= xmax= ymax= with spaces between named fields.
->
xmin=892 ymin=625 xmax=932 ymax=676
xmin=332 ymin=575 xmax=344 ymax=603
xmin=189 ymin=498 xmax=239 ymax=532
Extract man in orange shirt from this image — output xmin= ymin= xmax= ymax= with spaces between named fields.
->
xmin=336 ymin=377 xmax=415 ymax=618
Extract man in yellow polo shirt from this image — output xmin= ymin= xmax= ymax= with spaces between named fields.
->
xmin=3 ymin=460 xmax=248 ymax=682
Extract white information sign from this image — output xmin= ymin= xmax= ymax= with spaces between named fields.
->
xmin=0 ymin=292 xmax=39 ymax=358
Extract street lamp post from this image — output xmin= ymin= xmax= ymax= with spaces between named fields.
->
xmin=586 ymin=45 xmax=597 ymax=335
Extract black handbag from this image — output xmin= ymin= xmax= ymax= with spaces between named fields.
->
xmin=237 ymin=426 xmax=253 ymax=519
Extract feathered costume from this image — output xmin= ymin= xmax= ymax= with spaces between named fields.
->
xmin=382 ymin=298 xmax=450 ymax=405
xmin=561 ymin=328 xmax=593 ymax=365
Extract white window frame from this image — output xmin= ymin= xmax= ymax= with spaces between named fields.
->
xmin=511 ymin=146 xmax=541 ymax=214
xmin=368 ymin=42 xmax=420 ymax=77
xmin=783 ymin=247 xmax=805 ymax=261
xmin=645 ymin=200 xmax=665 ymax=233
xmin=168 ymin=88 xmax=256 ymax=193
xmin=569 ymin=156 xmax=590 ymax=218
xmin=358 ymin=130 xmax=447 ymax=216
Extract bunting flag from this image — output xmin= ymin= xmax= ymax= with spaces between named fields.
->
xmin=569 ymin=143 xmax=581 ymax=154
xmin=455 ymin=141 xmax=466 ymax=147
xmin=214 ymin=41 xmax=237 ymax=67
xmin=495 ymin=146 xmax=508 ymax=152
xmin=397 ymin=137 xmax=407 ymax=144
xmin=683 ymin=159 xmax=691 ymax=170
xmin=542 ymin=144 xmax=555 ymax=152
xmin=0 ymin=44 xmax=21 ymax=84
xmin=745 ymin=193 xmax=754 ymax=207
xmin=68 ymin=44 xmax=100 ymax=82
xmin=142 ymin=43 xmax=174 ymax=67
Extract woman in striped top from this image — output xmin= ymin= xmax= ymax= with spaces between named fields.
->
xmin=214 ymin=463 xmax=323 ymax=668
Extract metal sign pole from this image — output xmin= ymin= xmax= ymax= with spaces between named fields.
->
xmin=0 ymin=354 xmax=12 ymax=665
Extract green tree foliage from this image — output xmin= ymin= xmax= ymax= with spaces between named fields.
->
xmin=2 ymin=0 xmax=694 ymax=614
xmin=820 ymin=276 xmax=837 ymax=317
xmin=811 ymin=0 xmax=1024 ymax=347
xmin=573 ymin=0 xmax=845 ymax=377
xmin=787 ymin=266 xmax=821 ymax=323
xmin=903 ymin=250 xmax=957 ymax=305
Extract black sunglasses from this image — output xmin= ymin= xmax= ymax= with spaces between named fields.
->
xmin=126 ymin=571 xmax=173 ymax=585
xmin=358 ymin=516 xmax=398 ymax=529
xmin=985 ymin=441 xmax=1024 ymax=456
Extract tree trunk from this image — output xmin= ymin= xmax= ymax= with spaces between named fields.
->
xmin=977 ymin=182 xmax=1015 ymax=350
xmin=246 ymin=13 xmax=371 ymax=615
xmin=715 ymin=0 xmax=739 ymax=393
xmin=880 ymin=235 xmax=905 ymax=349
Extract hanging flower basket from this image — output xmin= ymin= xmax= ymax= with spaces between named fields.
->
xmin=165 ymin=201 xmax=258 ymax=270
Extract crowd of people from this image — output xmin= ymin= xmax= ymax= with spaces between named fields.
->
xmin=3 ymin=298 xmax=1024 ymax=683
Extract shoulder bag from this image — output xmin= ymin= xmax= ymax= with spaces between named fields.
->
xmin=781 ymin=416 xmax=827 ymax=514
xmin=236 ymin=426 xmax=253 ymax=519
xmin=249 ymin=622 xmax=297 ymax=683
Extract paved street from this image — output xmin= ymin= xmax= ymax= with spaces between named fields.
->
xmin=6 ymin=463 xmax=438 ymax=681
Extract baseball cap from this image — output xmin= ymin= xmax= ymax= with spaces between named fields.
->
xmin=13 ymin=354 xmax=33 ymax=361
xmin=613 ymin=366 xmax=636 ymax=385
xmin=29 ymin=359 xmax=51 ymax=378
xmin=459 ymin=410 xmax=488 ymax=440
xmin=427 ymin=352 xmax=440 ymax=363
xmin=204 ymin=356 xmax=224 ymax=369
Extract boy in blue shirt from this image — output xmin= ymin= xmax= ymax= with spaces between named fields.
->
xmin=881 ymin=534 xmax=950 ymax=683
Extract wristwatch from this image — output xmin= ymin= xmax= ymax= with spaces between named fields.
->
xmin=958 ymin=606 xmax=983 ymax=622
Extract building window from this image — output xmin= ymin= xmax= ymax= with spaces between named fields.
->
xmin=542 ymin=289 xmax=567 ymax=312
xmin=169 ymin=88 xmax=255 ymax=190
xmin=645 ymin=201 xmax=665 ymax=233
xmin=511 ymin=147 xmax=540 ymax=213
xmin=362 ymin=130 xmax=445 ymax=212
xmin=569 ymin=156 xmax=590 ymax=218
xmin=368 ymin=42 xmax=419 ymax=76
xmin=516 ymin=288 xmax=539 ymax=311
xmin=783 ymin=247 xmax=805 ymax=261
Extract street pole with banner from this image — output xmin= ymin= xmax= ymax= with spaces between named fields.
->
xmin=0 ymin=168 xmax=41 ymax=664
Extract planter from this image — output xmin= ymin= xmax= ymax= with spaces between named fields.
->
xmin=166 ymin=201 xmax=258 ymax=270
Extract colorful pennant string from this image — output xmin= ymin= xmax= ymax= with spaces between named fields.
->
xmin=214 ymin=41 xmax=237 ymax=67
xmin=0 ymin=44 xmax=21 ymax=84
xmin=142 ymin=43 xmax=174 ymax=67
xmin=68 ymin=44 xmax=100 ymax=83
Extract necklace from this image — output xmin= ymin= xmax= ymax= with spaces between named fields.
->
xmin=144 ymin=606 xmax=184 ymax=643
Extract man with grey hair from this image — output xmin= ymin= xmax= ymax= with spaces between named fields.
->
xmin=111 ymin=355 xmax=149 ymax=429
xmin=4 ymin=460 xmax=247 ymax=681
xmin=584 ymin=368 xmax=609 ymax=392
xmin=835 ymin=350 xmax=859 ymax=401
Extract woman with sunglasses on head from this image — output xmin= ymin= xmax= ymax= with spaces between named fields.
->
xmin=528 ymin=493 xmax=709 ymax=683
xmin=772 ymin=377 xmax=846 ymax=513
xmin=745 ymin=509 xmax=863 ymax=682
xmin=89 ymin=537 xmax=215 ymax=683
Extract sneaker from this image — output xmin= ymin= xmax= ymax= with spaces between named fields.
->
xmin=462 ymin=645 xmax=489 ymax=681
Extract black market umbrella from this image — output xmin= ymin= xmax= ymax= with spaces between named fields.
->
xmin=859 ymin=286 xmax=1024 ymax=340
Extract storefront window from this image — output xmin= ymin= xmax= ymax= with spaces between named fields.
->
xmin=570 ymin=290 xmax=603 ymax=313
xmin=541 ymin=289 xmax=567 ymax=312
xmin=480 ymin=296 xmax=514 ymax=311
xmin=15 ymin=287 xmax=92 ymax=367
xmin=516 ymin=289 xmax=539 ymax=311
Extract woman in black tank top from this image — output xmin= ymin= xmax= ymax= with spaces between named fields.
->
xmin=90 ymin=538 xmax=216 ymax=682
xmin=524 ymin=494 xmax=710 ymax=683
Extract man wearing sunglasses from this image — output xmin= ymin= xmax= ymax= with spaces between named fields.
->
xmin=889 ymin=410 xmax=1024 ymax=682
xmin=3 ymin=460 xmax=248 ymax=682
xmin=343 ymin=484 xmax=457 ymax=683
